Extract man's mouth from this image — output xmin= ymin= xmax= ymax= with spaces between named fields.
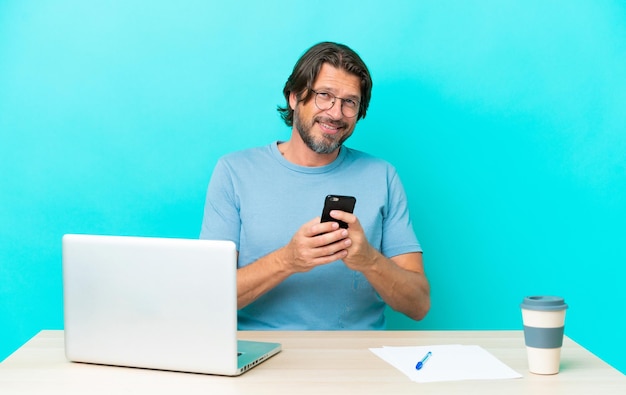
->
xmin=316 ymin=118 xmax=346 ymax=134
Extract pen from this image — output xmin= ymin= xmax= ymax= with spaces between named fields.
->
xmin=415 ymin=351 xmax=432 ymax=370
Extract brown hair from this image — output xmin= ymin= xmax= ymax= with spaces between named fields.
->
xmin=277 ymin=42 xmax=373 ymax=127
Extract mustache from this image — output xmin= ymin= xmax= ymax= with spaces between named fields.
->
xmin=314 ymin=116 xmax=348 ymax=129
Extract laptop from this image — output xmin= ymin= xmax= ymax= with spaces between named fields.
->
xmin=62 ymin=234 xmax=281 ymax=375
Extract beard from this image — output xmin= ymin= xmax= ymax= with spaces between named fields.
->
xmin=294 ymin=112 xmax=353 ymax=155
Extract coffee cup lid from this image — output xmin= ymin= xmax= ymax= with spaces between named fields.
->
xmin=520 ymin=296 xmax=568 ymax=311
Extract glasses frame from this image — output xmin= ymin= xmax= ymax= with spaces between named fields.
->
xmin=310 ymin=89 xmax=360 ymax=118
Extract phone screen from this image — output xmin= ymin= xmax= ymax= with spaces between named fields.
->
xmin=320 ymin=195 xmax=356 ymax=228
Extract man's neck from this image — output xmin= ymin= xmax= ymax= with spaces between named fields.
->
xmin=278 ymin=135 xmax=340 ymax=167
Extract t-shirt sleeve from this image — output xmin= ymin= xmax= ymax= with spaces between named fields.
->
xmin=199 ymin=159 xmax=241 ymax=249
xmin=381 ymin=168 xmax=422 ymax=257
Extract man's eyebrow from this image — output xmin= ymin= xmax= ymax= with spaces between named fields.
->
xmin=314 ymin=86 xmax=361 ymax=101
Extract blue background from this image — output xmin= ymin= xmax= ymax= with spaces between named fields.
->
xmin=1 ymin=0 xmax=625 ymax=374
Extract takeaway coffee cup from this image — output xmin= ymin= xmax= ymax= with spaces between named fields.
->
xmin=520 ymin=296 xmax=568 ymax=375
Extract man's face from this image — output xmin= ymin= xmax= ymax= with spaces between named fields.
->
xmin=290 ymin=64 xmax=362 ymax=155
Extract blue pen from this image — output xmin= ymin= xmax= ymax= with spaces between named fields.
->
xmin=415 ymin=351 xmax=432 ymax=370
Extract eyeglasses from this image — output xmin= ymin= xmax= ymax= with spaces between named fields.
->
xmin=311 ymin=89 xmax=360 ymax=118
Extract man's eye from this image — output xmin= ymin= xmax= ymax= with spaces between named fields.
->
xmin=344 ymin=99 xmax=357 ymax=108
xmin=317 ymin=92 xmax=331 ymax=99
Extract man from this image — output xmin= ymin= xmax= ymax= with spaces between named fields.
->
xmin=200 ymin=42 xmax=430 ymax=329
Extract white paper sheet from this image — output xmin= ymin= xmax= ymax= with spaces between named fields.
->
xmin=370 ymin=344 xmax=522 ymax=383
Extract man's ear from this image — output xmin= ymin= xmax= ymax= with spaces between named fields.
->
xmin=289 ymin=91 xmax=297 ymax=110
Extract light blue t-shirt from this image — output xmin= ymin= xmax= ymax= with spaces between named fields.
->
xmin=200 ymin=142 xmax=421 ymax=330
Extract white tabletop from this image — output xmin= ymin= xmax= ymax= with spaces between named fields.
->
xmin=1 ymin=330 xmax=625 ymax=394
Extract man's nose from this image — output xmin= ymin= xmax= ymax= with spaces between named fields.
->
xmin=325 ymin=99 xmax=344 ymax=119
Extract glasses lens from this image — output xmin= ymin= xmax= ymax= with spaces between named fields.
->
xmin=314 ymin=91 xmax=359 ymax=118
xmin=315 ymin=92 xmax=333 ymax=111
xmin=342 ymin=103 xmax=358 ymax=118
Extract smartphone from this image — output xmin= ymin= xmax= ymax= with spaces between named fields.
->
xmin=320 ymin=195 xmax=357 ymax=229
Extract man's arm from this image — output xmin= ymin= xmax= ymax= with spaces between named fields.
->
xmin=236 ymin=211 xmax=431 ymax=321
xmin=360 ymin=251 xmax=430 ymax=320
xmin=236 ymin=217 xmax=352 ymax=309
xmin=330 ymin=210 xmax=431 ymax=321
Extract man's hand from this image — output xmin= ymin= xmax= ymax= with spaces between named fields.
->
xmin=279 ymin=217 xmax=351 ymax=274
xmin=236 ymin=215 xmax=351 ymax=309
xmin=325 ymin=210 xmax=376 ymax=271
